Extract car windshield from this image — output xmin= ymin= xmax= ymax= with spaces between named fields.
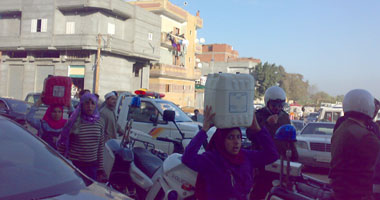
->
xmin=308 ymin=113 xmax=319 ymax=118
xmin=301 ymin=123 xmax=335 ymax=135
xmin=0 ymin=120 xmax=89 ymax=199
xmin=292 ymin=121 xmax=304 ymax=132
xmin=155 ymin=100 xmax=192 ymax=122
xmin=7 ymin=99 xmax=30 ymax=114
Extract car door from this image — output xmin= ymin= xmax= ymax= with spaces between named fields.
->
xmin=127 ymin=101 xmax=172 ymax=153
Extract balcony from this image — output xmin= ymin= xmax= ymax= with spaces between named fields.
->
xmin=150 ymin=63 xmax=187 ymax=78
xmin=161 ymin=32 xmax=186 ymax=49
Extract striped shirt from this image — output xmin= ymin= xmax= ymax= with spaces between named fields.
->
xmin=59 ymin=120 xmax=104 ymax=170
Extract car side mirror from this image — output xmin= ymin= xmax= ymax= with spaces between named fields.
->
xmin=163 ymin=110 xmax=175 ymax=122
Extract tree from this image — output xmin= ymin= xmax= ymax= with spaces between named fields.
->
xmin=335 ymin=95 xmax=344 ymax=102
xmin=252 ymin=62 xmax=281 ymax=99
xmin=310 ymin=91 xmax=335 ymax=106
xmin=279 ymin=72 xmax=309 ymax=104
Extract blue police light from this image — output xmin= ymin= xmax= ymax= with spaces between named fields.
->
xmin=130 ymin=96 xmax=141 ymax=108
xmin=275 ymin=124 xmax=297 ymax=142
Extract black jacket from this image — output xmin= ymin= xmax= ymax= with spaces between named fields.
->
xmin=247 ymin=107 xmax=298 ymax=161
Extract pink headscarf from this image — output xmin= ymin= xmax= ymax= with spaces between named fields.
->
xmin=42 ymin=105 xmax=67 ymax=129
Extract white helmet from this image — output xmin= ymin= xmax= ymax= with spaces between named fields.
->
xmin=264 ymin=86 xmax=286 ymax=106
xmin=343 ymin=89 xmax=375 ymax=118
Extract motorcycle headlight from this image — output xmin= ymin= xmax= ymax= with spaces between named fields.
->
xmin=296 ymin=141 xmax=308 ymax=149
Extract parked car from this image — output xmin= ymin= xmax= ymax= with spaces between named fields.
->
xmin=0 ymin=115 xmax=132 ymax=200
xmin=0 ymin=97 xmax=31 ymax=126
xmin=296 ymin=122 xmax=335 ymax=168
xmin=291 ymin=120 xmax=305 ymax=134
xmin=305 ymin=112 xmax=319 ymax=124
xmin=25 ymin=92 xmax=79 ymax=108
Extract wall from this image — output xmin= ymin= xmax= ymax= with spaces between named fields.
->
xmin=0 ymin=13 xmax=21 ymax=37
xmin=149 ymin=77 xmax=195 ymax=106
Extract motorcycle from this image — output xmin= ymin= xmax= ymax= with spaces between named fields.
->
xmin=265 ymin=141 xmax=333 ymax=200
xmin=104 ymin=110 xmax=198 ymax=200
xmin=105 ymin=109 xmax=334 ymax=200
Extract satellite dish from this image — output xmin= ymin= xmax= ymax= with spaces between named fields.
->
xmin=195 ymin=38 xmax=199 ymax=43
xmin=199 ymin=38 xmax=205 ymax=44
xmin=184 ymin=1 xmax=188 ymax=6
xmin=197 ymin=63 xmax=202 ymax=68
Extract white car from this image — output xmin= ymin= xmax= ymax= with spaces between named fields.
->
xmin=296 ymin=122 xmax=335 ymax=168
xmin=116 ymin=91 xmax=200 ymax=154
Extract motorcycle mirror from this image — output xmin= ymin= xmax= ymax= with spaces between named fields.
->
xmin=163 ymin=110 xmax=175 ymax=121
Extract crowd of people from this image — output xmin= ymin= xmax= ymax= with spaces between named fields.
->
xmin=26 ymin=82 xmax=380 ymax=200
xmin=26 ymin=89 xmax=122 ymax=182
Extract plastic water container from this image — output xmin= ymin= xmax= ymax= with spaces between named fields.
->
xmin=42 ymin=76 xmax=72 ymax=106
xmin=204 ymin=73 xmax=254 ymax=128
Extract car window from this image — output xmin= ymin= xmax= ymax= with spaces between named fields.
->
xmin=0 ymin=100 xmax=7 ymax=110
xmin=0 ymin=120 xmax=88 ymax=199
xmin=324 ymin=112 xmax=332 ymax=122
xmin=332 ymin=112 xmax=341 ymax=122
xmin=155 ymin=100 xmax=192 ymax=122
xmin=128 ymin=101 xmax=163 ymax=123
xmin=292 ymin=121 xmax=304 ymax=131
xmin=301 ymin=123 xmax=335 ymax=135
xmin=26 ymin=95 xmax=35 ymax=104
xmin=7 ymin=100 xmax=30 ymax=114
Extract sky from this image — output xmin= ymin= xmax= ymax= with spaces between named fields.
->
xmin=170 ymin=0 xmax=380 ymax=98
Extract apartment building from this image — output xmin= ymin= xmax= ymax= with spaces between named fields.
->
xmin=130 ymin=0 xmax=203 ymax=107
xmin=0 ymin=0 xmax=161 ymax=100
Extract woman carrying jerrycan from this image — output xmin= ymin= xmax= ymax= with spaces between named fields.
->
xmin=182 ymin=105 xmax=279 ymax=200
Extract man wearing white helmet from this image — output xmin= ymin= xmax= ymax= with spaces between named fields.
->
xmin=247 ymin=86 xmax=298 ymax=200
xmin=329 ymin=89 xmax=380 ymax=200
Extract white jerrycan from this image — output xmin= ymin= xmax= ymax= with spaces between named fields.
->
xmin=204 ymin=72 xmax=255 ymax=128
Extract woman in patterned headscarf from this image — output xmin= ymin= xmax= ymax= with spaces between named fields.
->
xmin=57 ymin=93 xmax=106 ymax=181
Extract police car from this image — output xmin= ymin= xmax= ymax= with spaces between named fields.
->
xmin=115 ymin=90 xmax=200 ymax=154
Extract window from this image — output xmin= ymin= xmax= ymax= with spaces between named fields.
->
xmin=31 ymin=19 xmax=47 ymax=33
xmin=148 ymin=33 xmax=153 ymax=41
xmin=127 ymin=102 xmax=162 ymax=123
xmin=133 ymin=63 xmax=143 ymax=77
xmin=173 ymin=27 xmax=180 ymax=36
xmin=66 ymin=22 xmax=75 ymax=34
xmin=208 ymin=45 xmax=213 ymax=51
xmin=165 ymin=84 xmax=170 ymax=92
xmin=0 ymin=100 xmax=7 ymax=110
xmin=108 ymin=23 xmax=115 ymax=35
xmin=7 ymin=51 xmax=27 ymax=58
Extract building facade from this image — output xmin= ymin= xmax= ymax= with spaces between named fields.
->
xmin=0 ymin=0 xmax=161 ymax=100
xmin=130 ymin=0 xmax=203 ymax=107
xmin=197 ymin=43 xmax=260 ymax=75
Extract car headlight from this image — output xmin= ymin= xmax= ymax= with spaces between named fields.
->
xmin=296 ymin=141 xmax=308 ymax=149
